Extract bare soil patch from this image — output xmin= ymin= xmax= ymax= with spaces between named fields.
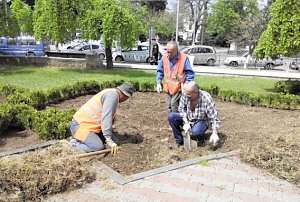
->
xmin=1 ymin=92 xmax=299 ymax=176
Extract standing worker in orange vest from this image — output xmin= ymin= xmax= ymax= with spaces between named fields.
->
xmin=156 ymin=41 xmax=195 ymax=113
xmin=69 ymin=82 xmax=135 ymax=154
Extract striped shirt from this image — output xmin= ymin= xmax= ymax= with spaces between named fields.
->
xmin=178 ymin=90 xmax=220 ymax=130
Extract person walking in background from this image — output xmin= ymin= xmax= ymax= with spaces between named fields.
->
xmin=151 ymin=38 xmax=159 ymax=65
xmin=156 ymin=40 xmax=195 ymax=113
xmin=69 ymin=82 xmax=135 ymax=154
xmin=168 ymin=81 xmax=220 ymax=148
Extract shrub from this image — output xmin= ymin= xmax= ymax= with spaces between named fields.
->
xmin=274 ymin=80 xmax=300 ymax=95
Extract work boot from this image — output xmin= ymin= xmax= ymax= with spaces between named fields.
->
xmin=68 ymin=136 xmax=77 ymax=147
xmin=169 ymin=142 xmax=183 ymax=149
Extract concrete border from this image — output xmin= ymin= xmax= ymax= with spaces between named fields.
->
xmin=93 ymin=150 xmax=240 ymax=185
xmin=0 ymin=140 xmax=56 ymax=158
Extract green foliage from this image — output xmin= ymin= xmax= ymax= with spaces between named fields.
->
xmin=142 ymin=10 xmax=176 ymax=38
xmin=33 ymin=0 xmax=82 ymax=43
xmin=32 ymin=107 xmax=75 ymax=140
xmin=10 ymin=0 xmax=33 ymax=35
xmin=206 ymin=0 xmax=259 ymax=42
xmin=6 ymin=89 xmax=47 ymax=110
xmin=0 ymin=0 xmax=20 ymax=37
xmin=139 ymin=82 xmax=155 ymax=92
xmin=254 ymin=0 xmax=300 ymax=58
xmin=80 ymin=0 xmax=145 ymax=49
xmin=0 ymin=104 xmax=15 ymax=132
xmin=274 ymin=80 xmax=300 ymax=95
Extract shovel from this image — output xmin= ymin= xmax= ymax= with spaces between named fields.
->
xmin=183 ymin=129 xmax=198 ymax=152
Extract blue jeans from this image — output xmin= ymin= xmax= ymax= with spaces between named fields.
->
xmin=168 ymin=112 xmax=208 ymax=144
xmin=70 ymin=120 xmax=105 ymax=152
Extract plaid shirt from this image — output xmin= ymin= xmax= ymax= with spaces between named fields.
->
xmin=178 ymin=90 xmax=220 ymax=130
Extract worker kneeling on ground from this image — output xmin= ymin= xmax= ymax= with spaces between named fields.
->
xmin=69 ymin=82 xmax=135 ymax=154
xmin=168 ymin=81 xmax=220 ymax=148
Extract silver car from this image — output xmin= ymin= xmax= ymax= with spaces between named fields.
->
xmin=224 ymin=53 xmax=283 ymax=69
xmin=112 ymin=45 xmax=150 ymax=63
xmin=181 ymin=45 xmax=217 ymax=66
xmin=289 ymin=59 xmax=300 ymax=71
xmin=63 ymin=43 xmax=106 ymax=59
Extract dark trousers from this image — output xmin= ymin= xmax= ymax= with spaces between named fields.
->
xmin=168 ymin=112 xmax=208 ymax=144
xmin=166 ymin=92 xmax=182 ymax=113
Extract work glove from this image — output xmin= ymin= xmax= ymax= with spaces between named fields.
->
xmin=156 ymin=84 xmax=162 ymax=93
xmin=106 ymin=137 xmax=119 ymax=154
xmin=209 ymin=131 xmax=219 ymax=146
xmin=183 ymin=123 xmax=191 ymax=133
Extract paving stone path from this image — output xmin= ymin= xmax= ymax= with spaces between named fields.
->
xmin=48 ymin=155 xmax=300 ymax=202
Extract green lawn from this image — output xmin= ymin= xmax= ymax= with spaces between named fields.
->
xmin=0 ymin=66 xmax=280 ymax=94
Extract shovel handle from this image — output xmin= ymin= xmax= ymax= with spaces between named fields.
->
xmin=76 ymin=148 xmax=112 ymax=158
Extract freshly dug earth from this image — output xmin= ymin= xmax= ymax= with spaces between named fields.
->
xmin=1 ymin=92 xmax=299 ymax=178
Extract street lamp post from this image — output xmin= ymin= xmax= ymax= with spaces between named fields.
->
xmin=175 ymin=0 xmax=180 ymax=43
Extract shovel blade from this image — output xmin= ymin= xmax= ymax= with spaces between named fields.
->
xmin=183 ymin=135 xmax=198 ymax=152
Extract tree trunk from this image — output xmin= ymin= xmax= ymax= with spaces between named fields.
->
xmin=105 ymin=47 xmax=113 ymax=69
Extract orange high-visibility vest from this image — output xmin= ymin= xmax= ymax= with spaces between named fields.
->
xmin=73 ymin=89 xmax=118 ymax=141
xmin=162 ymin=52 xmax=187 ymax=95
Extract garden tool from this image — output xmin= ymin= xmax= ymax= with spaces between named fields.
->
xmin=183 ymin=129 xmax=198 ymax=152
xmin=76 ymin=148 xmax=113 ymax=158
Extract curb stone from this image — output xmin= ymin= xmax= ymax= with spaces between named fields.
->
xmin=93 ymin=150 xmax=240 ymax=185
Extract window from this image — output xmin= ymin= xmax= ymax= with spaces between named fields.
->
xmin=205 ymin=48 xmax=213 ymax=53
xmin=0 ymin=38 xmax=5 ymax=45
xmin=7 ymin=38 xmax=17 ymax=45
xmin=21 ymin=39 xmax=28 ymax=45
xmin=28 ymin=40 xmax=37 ymax=45
xmin=82 ymin=45 xmax=90 ymax=50
xmin=92 ymin=45 xmax=99 ymax=49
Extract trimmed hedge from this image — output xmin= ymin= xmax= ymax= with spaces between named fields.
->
xmin=0 ymin=80 xmax=299 ymax=140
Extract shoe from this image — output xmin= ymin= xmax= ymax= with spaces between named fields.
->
xmin=169 ymin=142 xmax=183 ymax=149
xmin=69 ymin=137 xmax=77 ymax=147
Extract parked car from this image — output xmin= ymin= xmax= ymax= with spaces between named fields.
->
xmin=289 ymin=59 xmax=300 ymax=71
xmin=139 ymin=41 xmax=166 ymax=59
xmin=180 ymin=45 xmax=217 ymax=66
xmin=224 ymin=53 xmax=283 ymax=69
xmin=0 ymin=36 xmax=46 ymax=56
xmin=62 ymin=43 xmax=106 ymax=59
xmin=112 ymin=45 xmax=151 ymax=63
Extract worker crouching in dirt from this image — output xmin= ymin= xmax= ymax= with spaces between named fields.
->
xmin=69 ymin=82 xmax=135 ymax=154
xmin=168 ymin=81 xmax=220 ymax=148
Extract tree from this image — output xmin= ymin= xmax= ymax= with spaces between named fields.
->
xmin=10 ymin=0 xmax=33 ymax=35
xmin=254 ymin=0 xmax=300 ymax=59
xmin=0 ymin=0 xmax=20 ymax=37
xmin=33 ymin=0 xmax=82 ymax=45
xmin=206 ymin=0 xmax=259 ymax=47
xmin=79 ymin=0 xmax=145 ymax=69
xmin=180 ymin=0 xmax=209 ymax=45
xmin=139 ymin=0 xmax=167 ymax=11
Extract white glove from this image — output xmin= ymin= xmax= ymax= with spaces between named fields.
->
xmin=106 ymin=136 xmax=119 ymax=154
xmin=183 ymin=123 xmax=191 ymax=133
xmin=156 ymin=84 xmax=162 ymax=93
xmin=209 ymin=131 xmax=219 ymax=146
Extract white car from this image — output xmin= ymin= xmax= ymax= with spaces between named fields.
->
xmin=62 ymin=43 xmax=106 ymax=59
xmin=224 ymin=53 xmax=283 ymax=69
xmin=112 ymin=45 xmax=151 ymax=63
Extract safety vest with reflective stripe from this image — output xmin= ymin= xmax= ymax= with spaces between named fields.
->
xmin=162 ymin=52 xmax=187 ymax=95
xmin=73 ymin=89 xmax=118 ymax=141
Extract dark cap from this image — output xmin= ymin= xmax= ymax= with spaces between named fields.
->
xmin=116 ymin=82 xmax=135 ymax=97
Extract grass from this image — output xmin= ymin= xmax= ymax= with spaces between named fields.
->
xmin=0 ymin=66 xmax=280 ymax=94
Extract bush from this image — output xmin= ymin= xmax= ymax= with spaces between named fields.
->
xmin=274 ymin=80 xmax=300 ymax=95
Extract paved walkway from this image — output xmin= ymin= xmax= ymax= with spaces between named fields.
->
xmin=47 ymin=154 xmax=300 ymax=202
